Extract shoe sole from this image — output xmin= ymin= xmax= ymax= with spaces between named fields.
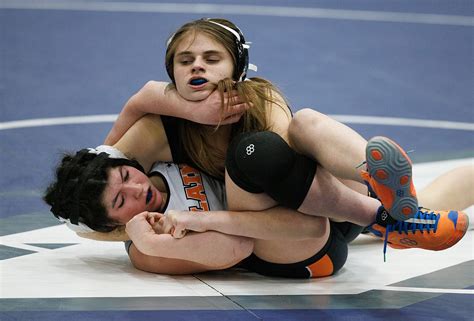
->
xmin=366 ymin=136 xmax=418 ymax=221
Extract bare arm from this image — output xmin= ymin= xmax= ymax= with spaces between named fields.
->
xmin=128 ymin=232 xmax=251 ymax=274
xmin=105 ymin=81 xmax=248 ymax=145
xmin=128 ymin=245 xmax=215 ymax=275
xmin=125 ymin=212 xmax=253 ymax=268
xmin=113 ymin=114 xmax=173 ymax=172
xmin=265 ymin=90 xmax=293 ymax=142
xmin=160 ymin=207 xmax=327 ymax=241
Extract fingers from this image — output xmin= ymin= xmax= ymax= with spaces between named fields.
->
xmin=129 ymin=211 xmax=149 ymax=223
xmin=220 ymin=113 xmax=244 ymax=124
xmin=232 ymin=102 xmax=250 ymax=112
xmin=220 ymin=102 xmax=250 ymax=124
xmin=168 ymin=225 xmax=187 ymax=238
xmin=227 ymin=93 xmax=243 ymax=106
xmin=173 ymin=228 xmax=187 ymax=239
xmin=157 ymin=211 xmax=188 ymax=238
xmin=151 ymin=216 xmax=165 ymax=234
xmin=146 ymin=212 xmax=164 ymax=225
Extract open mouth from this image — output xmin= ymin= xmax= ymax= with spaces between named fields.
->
xmin=189 ymin=77 xmax=208 ymax=86
xmin=146 ymin=187 xmax=152 ymax=205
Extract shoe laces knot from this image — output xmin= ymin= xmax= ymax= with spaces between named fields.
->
xmin=382 ymin=209 xmax=440 ymax=262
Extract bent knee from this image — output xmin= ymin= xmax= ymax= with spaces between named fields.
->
xmin=218 ymin=237 xmax=254 ymax=269
xmin=291 ymin=109 xmax=328 ymax=132
xmin=237 ymin=237 xmax=254 ymax=261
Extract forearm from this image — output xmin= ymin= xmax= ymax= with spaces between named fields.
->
xmin=199 ymin=207 xmax=327 ymax=240
xmin=128 ymin=245 xmax=213 ymax=275
xmin=133 ymin=231 xmax=253 ymax=267
xmin=128 ymin=81 xmax=192 ymax=118
xmin=105 ymin=81 xmax=192 ymax=145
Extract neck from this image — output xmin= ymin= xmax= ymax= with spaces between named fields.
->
xmin=149 ymin=175 xmax=168 ymax=212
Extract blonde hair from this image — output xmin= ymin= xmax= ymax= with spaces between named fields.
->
xmin=166 ymin=19 xmax=287 ymax=179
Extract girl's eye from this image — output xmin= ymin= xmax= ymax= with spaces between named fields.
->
xmin=118 ymin=195 xmax=125 ymax=209
xmin=206 ymin=56 xmax=220 ymax=63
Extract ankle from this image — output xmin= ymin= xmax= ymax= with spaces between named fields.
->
xmin=375 ymin=206 xmax=397 ymax=226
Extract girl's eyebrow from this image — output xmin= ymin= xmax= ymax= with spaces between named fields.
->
xmin=111 ymin=168 xmax=123 ymax=209
xmin=176 ymin=50 xmax=222 ymax=57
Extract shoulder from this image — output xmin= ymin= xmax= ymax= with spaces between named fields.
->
xmin=265 ymin=89 xmax=292 ymax=141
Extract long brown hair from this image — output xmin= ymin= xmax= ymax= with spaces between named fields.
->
xmin=166 ymin=19 xmax=288 ymax=179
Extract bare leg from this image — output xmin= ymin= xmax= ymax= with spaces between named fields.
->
xmin=418 ymin=164 xmax=474 ymax=210
xmin=289 ymin=108 xmax=368 ymax=183
xmin=297 ymin=167 xmax=381 ymax=226
xmin=252 ymin=222 xmax=330 ymax=264
xmin=226 ymin=166 xmax=379 ymax=228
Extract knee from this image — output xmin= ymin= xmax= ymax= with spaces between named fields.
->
xmin=226 ymin=131 xmax=294 ymax=193
xmin=238 ymin=238 xmax=254 ymax=260
xmin=290 ymin=109 xmax=328 ymax=137
xmin=226 ymin=131 xmax=317 ymax=209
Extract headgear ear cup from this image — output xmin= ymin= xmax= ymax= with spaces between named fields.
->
xmin=206 ymin=19 xmax=250 ymax=81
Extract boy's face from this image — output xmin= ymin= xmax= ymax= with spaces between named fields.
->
xmin=102 ymin=165 xmax=163 ymax=224
xmin=173 ymin=32 xmax=234 ymax=101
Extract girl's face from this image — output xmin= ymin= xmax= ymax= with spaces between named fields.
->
xmin=173 ymin=31 xmax=234 ymax=101
xmin=102 ymin=165 xmax=163 ymax=224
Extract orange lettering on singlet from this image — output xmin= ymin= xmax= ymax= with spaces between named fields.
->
xmin=179 ymin=164 xmax=210 ymax=211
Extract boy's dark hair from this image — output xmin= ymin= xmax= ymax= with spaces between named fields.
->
xmin=43 ymin=149 xmax=144 ymax=232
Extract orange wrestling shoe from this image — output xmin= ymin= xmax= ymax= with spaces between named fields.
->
xmin=361 ymin=136 xmax=418 ymax=221
xmin=365 ymin=207 xmax=469 ymax=260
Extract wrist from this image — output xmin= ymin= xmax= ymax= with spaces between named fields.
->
xmin=201 ymin=211 xmax=224 ymax=233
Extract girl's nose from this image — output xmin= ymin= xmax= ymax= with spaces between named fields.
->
xmin=124 ymin=183 xmax=143 ymax=198
xmin=192 ymin=57 xmax=205 ymax=72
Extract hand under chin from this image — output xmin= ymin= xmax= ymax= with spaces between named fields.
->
xmin=184 ymin=90 xmax=213 ymax=102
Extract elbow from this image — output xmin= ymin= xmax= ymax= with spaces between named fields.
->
xmin=128 ymin=245 xmax=153 ymax=273
xmin=214 ymin=237 xmax=254 ymax=270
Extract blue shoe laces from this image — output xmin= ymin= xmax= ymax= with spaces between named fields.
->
xmin=383 ymin=209 xmax=440 ymax=261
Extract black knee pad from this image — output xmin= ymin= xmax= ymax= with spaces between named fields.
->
xmin=226 ymin=131 xmax=317 ymax=209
